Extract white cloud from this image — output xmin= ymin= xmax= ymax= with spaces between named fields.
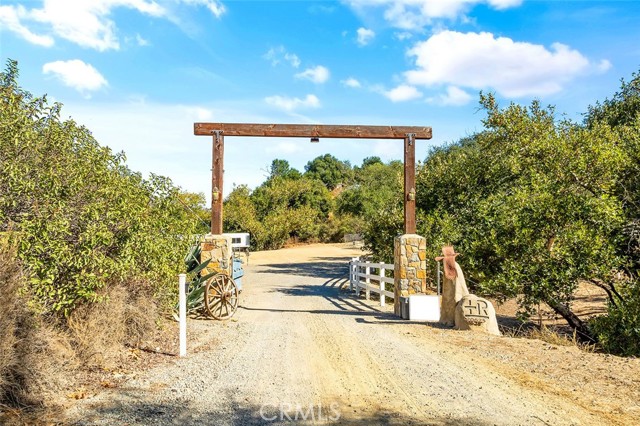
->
xmin=42 ymin=59 xmax=108 ymax=94
xmin=266 ymin=141 xmax=302 ymax=155
xmin=372 ymin=140 xmax=402 ymax=160
xmin=597 ymin=59 xmax=612 ymax=73
xmin=394 ymin=31 xmax=413 ymax=41
xmin=295 ymin=66 xmax=330 ymax=84
xmin=285 ymin=53 xmax=301 ymax=68
xmin=487 ymin=0 xmax=522 ymax=10
xmin=264 ymin=94 xmax=321 ymax=112
xmin=0 ymin=0 xmax=224 ymax=51
xmin=346 ymin=0 xmax=522 ymax=30
xmin=341 ymin=77 xmax=362 ymax=88
xmin=264 ymin=46 xmax=300 ymax=68
xmin=356 ymin=27 xmax=375 ymax=46
xmin=29 ymin=0 xmax=165 ymax=51
xmin=184 ymin=106 xmax=214 ymax=121
xmin=384 ymin=84 xmax=423 ymax=102
xmin=0 ymin=5 xmax=54 ymax=47
xmin=136 ymin=33 xmax=149 ymax=46
xmin=405 ymin=31 xmax=599 ymax=97
xmin=432 ymin=85 xmax=473 ymax=106
xmin=180 ymin=0 xmax=225 ymax=18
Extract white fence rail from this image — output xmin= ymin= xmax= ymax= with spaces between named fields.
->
xmin=349 ymin=258 xmax=394 ymax=307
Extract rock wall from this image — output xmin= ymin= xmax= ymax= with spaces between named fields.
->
xmin=394 ymin=234 xmax=427 ymax=316
xmin=200 ymin=234 xmax=232 ymax=277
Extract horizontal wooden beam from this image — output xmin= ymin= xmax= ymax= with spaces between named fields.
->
xmin=194 ymin=123 xmax=432 ymax=140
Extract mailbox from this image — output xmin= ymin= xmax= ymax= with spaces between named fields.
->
xmin=232 ymin=257 xmax=244 ymax=291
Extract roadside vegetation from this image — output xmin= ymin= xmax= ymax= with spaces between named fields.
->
xmin=1 ymin=57 xmax=639 ymax=419
xmin=0 ymin=60 xmax=207 ymax=414
xmin=224 ymin=70 xmax=640 ymax=355
xmin=407 ymin=77 xmax=640 ymax=355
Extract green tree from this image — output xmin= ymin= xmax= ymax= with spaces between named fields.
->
xmin=360 ymin=156 xmax=383 ymax=169
xmin=223 ymin=185 xmax=266 ymax=250
xmin=252 ymin=176 xmax=332 ymax=218
xmin=0 ymin=60 xmax=201 ymax=315
xmin=223 ymin=175 xmax=333 ymax=250
xmin=268 ymin=159 xmax=302 ymax=181
xmin=583 ymin=71 xmax=640 ymax=354
xmin=585 ymin=71 xmax=640 ymax=275
xmin=412 ymin=93 xmax=627 ymax=340
xmin=336 ymin=160 xmax=403 ymax=261
xmin=304 ymin=154 xmax=353 ymax=189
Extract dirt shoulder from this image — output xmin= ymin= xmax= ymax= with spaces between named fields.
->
xmin=61 ymin=243 xmax=639 ymax=425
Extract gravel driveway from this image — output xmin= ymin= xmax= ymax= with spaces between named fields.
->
xmin=68 ymin=244 xmax=611 ymax=425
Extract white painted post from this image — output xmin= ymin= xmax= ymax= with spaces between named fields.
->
xmin=350 ymin=258 xmax=357 ymax=292
xmin=354 ymin=260 xmax=360 ymax=294
xmin=365 ymin=261 xmax=371 ymax=300
xmin=380 ymin=267 xmax=386 ymax=307
xmin=178 ymin=273 xmax=187 ymax=357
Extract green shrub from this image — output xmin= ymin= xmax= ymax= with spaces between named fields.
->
xmin=0 ymin=59 xmax=205 ymax=315
xmin=590 ymin=280 xmax=640 ymax=356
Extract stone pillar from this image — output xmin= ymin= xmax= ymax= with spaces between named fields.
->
xmin=200 ymin=234 xmax=232 ymax=277
xmin=394 ymin=234 xmax=427 ymax=316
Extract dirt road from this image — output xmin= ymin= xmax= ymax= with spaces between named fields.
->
xmin=68 ymin=244 xmax=639 ymax=425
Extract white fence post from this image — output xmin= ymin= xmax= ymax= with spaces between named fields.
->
xmin=365 ymin=261 xmax=371 ymax=300
xmin=350 ymin=257 xmax=357 ymax=292
xmin=178 ymin=273 xmax=187 ymax=357
xmin=380 ymin=267 xmax=386 ymax=307
xmin=349 ymin=259 xmax=393 ymax=305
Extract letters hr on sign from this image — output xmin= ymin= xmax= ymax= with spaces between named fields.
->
xmin=462 ymin=298 xmax=490 ymax=325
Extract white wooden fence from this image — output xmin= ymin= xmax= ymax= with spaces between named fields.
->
xmin=349 ymin=258 xmax=394 ymax=307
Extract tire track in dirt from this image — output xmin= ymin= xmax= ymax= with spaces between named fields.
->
xmin=67 ymin=243 xmax=616 ymax=425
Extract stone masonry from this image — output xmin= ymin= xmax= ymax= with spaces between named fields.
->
xmin=439 ymin=262 xmax=469 ymax=326
xmin=394 ymin=234 xmax=427 ymax=316
xmin=200 ymin=234 xmax=232 ymax=277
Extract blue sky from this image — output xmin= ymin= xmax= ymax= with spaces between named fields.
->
xmin=2 ymin=1 xmax=639 ymax=201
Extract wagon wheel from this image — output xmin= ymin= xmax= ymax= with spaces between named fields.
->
xmin=204 ymin=273 xmax=238 ymax=320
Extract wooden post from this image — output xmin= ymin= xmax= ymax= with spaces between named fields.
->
xmin=211 ymin=131 xmax=224 ymax=235
xmin=195 ymin=123 xmax=432 ymax=139
xmin=194 ymin=123 xmax=432 ymax=236
xmin=404 ymin=133 xmax=417 ymax=234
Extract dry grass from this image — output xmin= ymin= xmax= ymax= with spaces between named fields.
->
xmin=67 ymin=283 xmax=157 ymax=370
xmin=1 ymin=241 xmax=160 ymax=422
xmin=501 ymin=323 xmax=598 ymax=352
xmin=10 ymin=321 xmax=78 ymax=408
xmin=0 ymin=242 xmax=22 ymax=404
xmin=0 ymin=242 xmax=76 ymax=417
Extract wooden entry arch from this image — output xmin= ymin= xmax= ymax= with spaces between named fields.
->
xmin=194 ymin=123 xmax=433 ymax=235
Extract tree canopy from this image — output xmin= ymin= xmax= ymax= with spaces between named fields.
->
xmin=6 ymin=55 xmax=639 ymax=355
xmin=304 ymin=153 xmax=353 ymax=189
xmin=0 ymin=60 xmax=206 ymax=315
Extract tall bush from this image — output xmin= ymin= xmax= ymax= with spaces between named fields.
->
xmin=0 ymin=60 xmax=204 ymax=315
